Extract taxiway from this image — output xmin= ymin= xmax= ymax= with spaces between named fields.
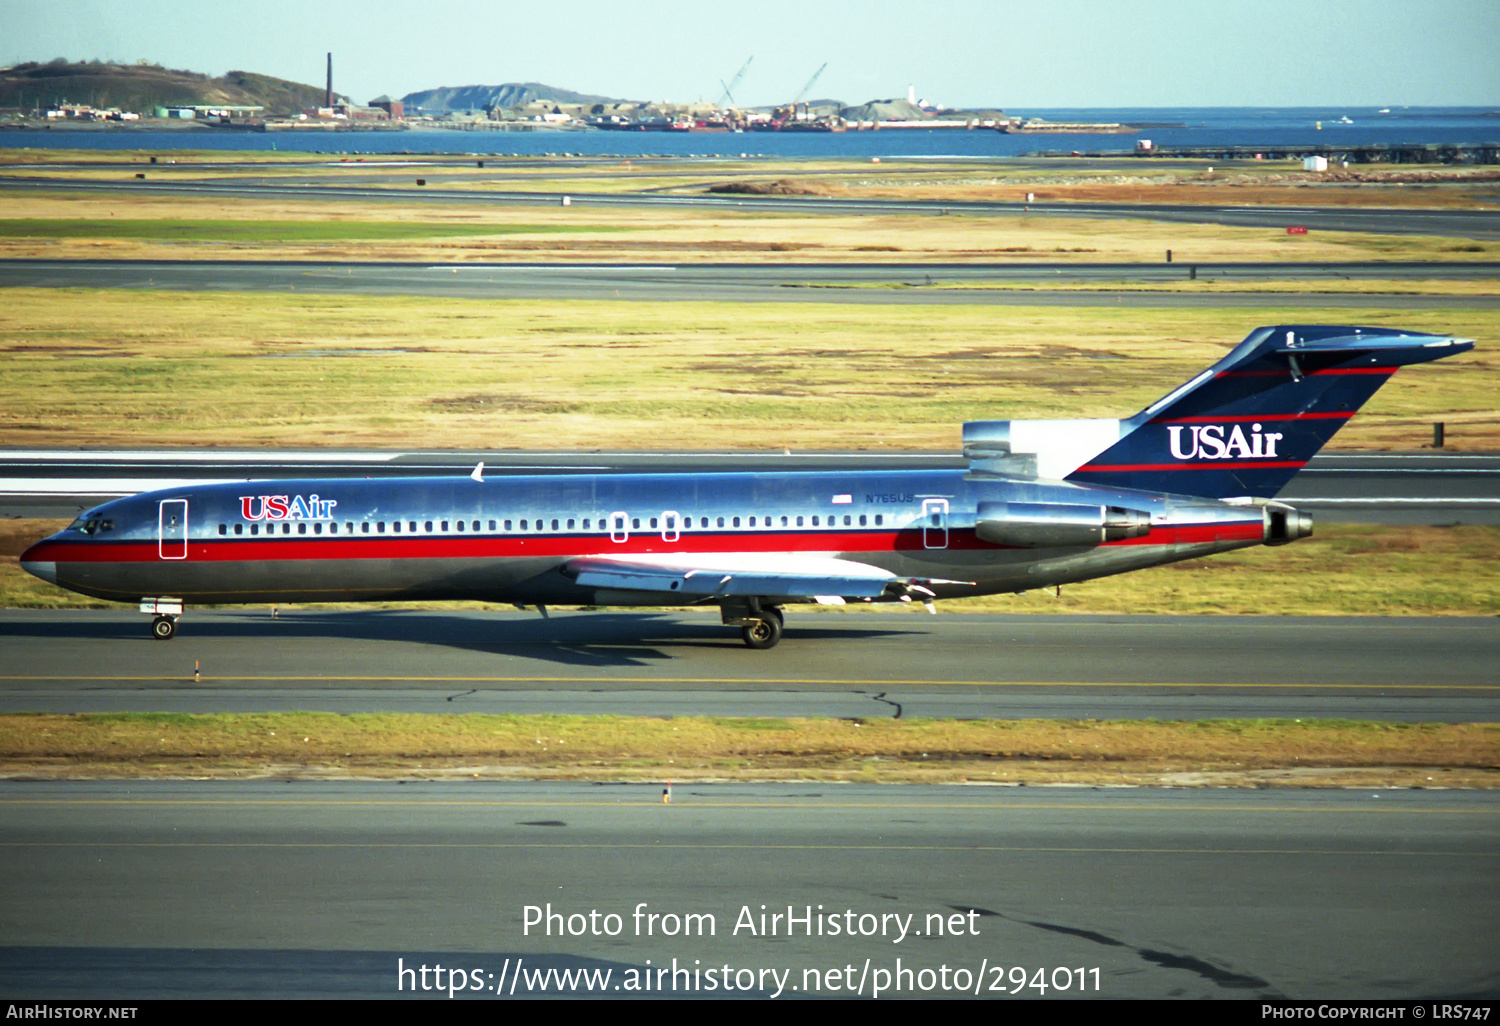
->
xmin=1 ymin=610 xmax=1494 ymax=721
xmin=0 ymin=781 xmax=1494 ymax=999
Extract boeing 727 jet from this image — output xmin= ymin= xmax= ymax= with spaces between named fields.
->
xmin=20 ymin=325 xmax=1473 ymax=648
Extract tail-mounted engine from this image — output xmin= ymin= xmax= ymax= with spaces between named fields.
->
xmin=975 ymin=501 xmax=1151 ymax=548
xmin=1261 ymin=501 xmax=1313 ymax=546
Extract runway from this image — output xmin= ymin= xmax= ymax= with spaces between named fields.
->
xmin=1 ymin=610 xmax=1494 ymax=721
xmin=4 ymin=448 xmax=1497 ymax=524
xmin=4 ymin=256 xmax=1500 ymax=308
xmin=0 ymin=781 xmax=1494 ymax=999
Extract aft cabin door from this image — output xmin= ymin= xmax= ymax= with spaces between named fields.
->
xmin=922 ymin=498 xmax=949 ymax=549
xmin=158 ymin=499 xmax=188 ymax=560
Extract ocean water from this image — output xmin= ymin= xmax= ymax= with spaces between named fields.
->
xmin=1 ymin=107 xmax=1495 ymax=159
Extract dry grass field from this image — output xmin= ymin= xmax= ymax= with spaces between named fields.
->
xmin=1 ymin=290 xmax=1492 ymax=451
xmin=0 ymin=712 xmax=1493 ymax=787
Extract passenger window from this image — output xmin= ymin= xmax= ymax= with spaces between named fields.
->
xmin=716 ymin=517 xmax=725 ymax=528
xmin=250 ymin=524 xmax=259 ymax=536
xmin=549 ymin=519 xmax=557 ymax=531
xmin=796 ymin=516 xmax=804 ymax=527
xmin=812 ymin=516 xmax=819 ymax=526
xmin=632 ymin=518 xmax=640 ymax=529
xmin=218 ymin=524 xmax=226 ymax=536
xmin=282 ymin=523 xmax=291 ymax=535
xmin=504 ymin=520 xmax=512 ymax=531
xmin=875 ymin=515 xmax=883 ymax=526
xmin=377 ymin=522 xmax=385 ymax=533
xmin=732 ymin=517 xmax=740 ymax=528
xmin=233 ymin=523 xmax=243 ymax=536
xmin=748 ymin=516 xmax=755 ymax=527
xmin=859 ymin=514 xmax=867 ymax=526
xmin=567 ymin=519 xmax=575 ymax=530
xmin=393 ymin=522 xmax=401 ymax=533
xmin=456 ymin=521 xmax=464 ymax=532
xmin=314 ymin=523 xmax=323 ymax=535
xmin=781 ymin=516 xmax=789 ymax=527
xmin=489 ymin=520 xmax=497 ymax=531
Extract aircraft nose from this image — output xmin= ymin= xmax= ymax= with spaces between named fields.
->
xmin=19 ymin=541 xmax=57 ymax=584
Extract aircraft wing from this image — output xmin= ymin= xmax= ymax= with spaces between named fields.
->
xmin=563 ymin=553 xmax=955 ymax=602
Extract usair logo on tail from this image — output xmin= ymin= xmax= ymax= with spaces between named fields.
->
xmin=1167 ymin=424 xmax=1284 ymax=461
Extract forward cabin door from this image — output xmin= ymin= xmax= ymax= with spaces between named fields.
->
xmin=158 ymin=499 xmax=188 ymax=560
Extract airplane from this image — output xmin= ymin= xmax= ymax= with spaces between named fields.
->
xmin=20 ymin=324 xmax=1472 ymax=649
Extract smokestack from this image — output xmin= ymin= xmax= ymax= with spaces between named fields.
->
xmin=326 ymin=52 xmax=332 ymax=107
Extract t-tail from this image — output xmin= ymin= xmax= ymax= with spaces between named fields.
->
xmin=963 ymin=325 xmax=1473 ymax=500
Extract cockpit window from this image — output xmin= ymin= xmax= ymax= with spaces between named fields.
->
xmin=68 ymin=517 xmax=114 ymax=535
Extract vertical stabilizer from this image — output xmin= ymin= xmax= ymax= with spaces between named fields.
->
xmin=1063 ymin=326 xmax=1471 ymax=498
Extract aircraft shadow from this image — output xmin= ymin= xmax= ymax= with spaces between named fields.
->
xmin=0 ymin=609 xmax=922 ymax=668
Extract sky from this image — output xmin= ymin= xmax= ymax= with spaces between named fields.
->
xmin=4 ymin=0 xmax=1498 ymax=109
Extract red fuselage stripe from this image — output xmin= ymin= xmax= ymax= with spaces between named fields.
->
xmin=31 ymin=522 xmax=1264 ymax=565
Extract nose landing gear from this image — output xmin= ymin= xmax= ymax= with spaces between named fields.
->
xmin=140 ymin=598 xmax=183 ymax=640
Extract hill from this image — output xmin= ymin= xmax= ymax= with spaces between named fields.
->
xmin=401 ymin=82 xmax=622 ymax=112
xmin=0 ymin=60 xmax=341 ymax=116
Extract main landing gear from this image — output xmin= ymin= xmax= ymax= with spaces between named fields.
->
xmin=140 ymin=598 xmax=183 ymax=641
xmin=723 ymin=603 xmax=784 ymax=650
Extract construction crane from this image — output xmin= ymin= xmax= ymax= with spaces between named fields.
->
xmin=790 ymin=62 xmax=827 ymax=107
xmin=718 ymin=56 xmax=753 ymax=109
xmin=779 ymin=62 xmax=828 ymax=124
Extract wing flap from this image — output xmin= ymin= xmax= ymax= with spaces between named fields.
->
xmin=564 ymin=553 xmax=898 ymax=601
